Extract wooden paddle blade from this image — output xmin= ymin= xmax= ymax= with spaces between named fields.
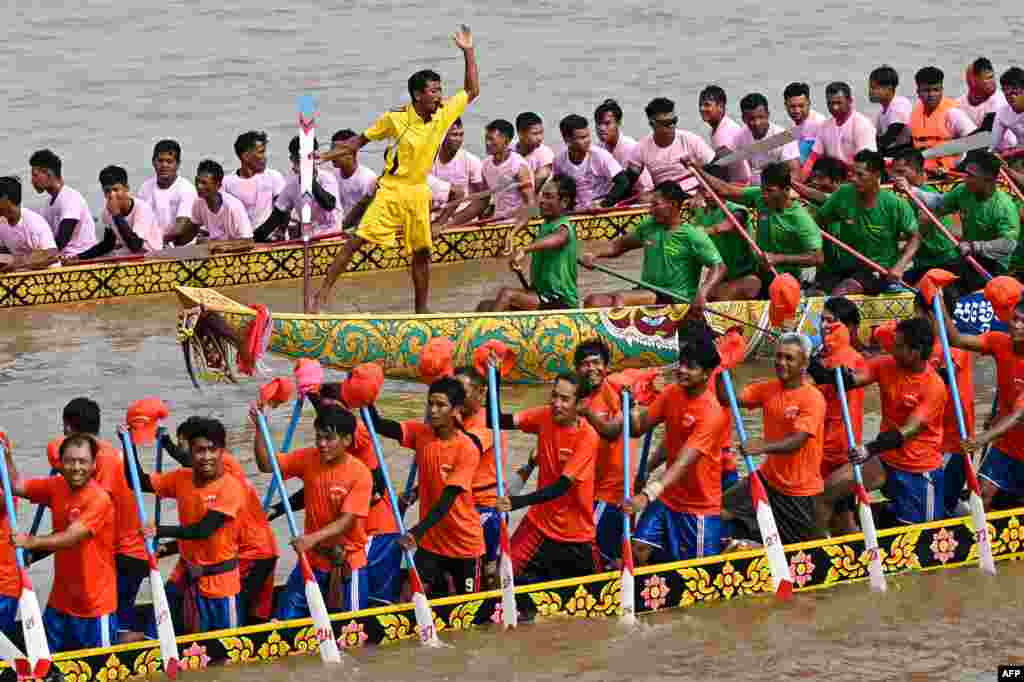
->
xmin=18 ymin=583 xmax=50 ymax=672
xmin=412 ymin=587 xmax=441 ymax=646
xmin=150 ymin=568 xmax=181 ymax=675
xmin=968 ymin=491 xmax=997 ymax=576
xmin=749 ymin=475 xmax=793 ymax=597
xmin=854 ymin=487 xmax=887 ymax=593
xmin=304 ymin=576 xmax=342 ymax=663
xmin=498 ymin=522 xmax=517 ymax=629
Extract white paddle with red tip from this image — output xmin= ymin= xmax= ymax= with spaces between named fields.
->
xmin=0 ymin=440 xmax=51 ymax=679
xmin=255 ymin=413 xmax=343 ymax=663
xmin=619 ymin=389 xmax=637 ymax=625
xmin=932 ymin=295 xmax=997 ymax=575
xmin=119 ymin=431 xmax=181 ymax=678
xmin=486 ymin=363 xmax=517 ymax=629
xmin=834 ymin=370 xmax=887 ymax=592
xmin=720 ymin=370 xmax=794 ymax=599
xmin=360 ymin=408 xmax=442 ymax=646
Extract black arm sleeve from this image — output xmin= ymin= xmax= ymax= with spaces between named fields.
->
xmin=408 ymin=485 xmax=460 ymax=540
xmin=365 ymin=403 xmax=403 ymax=441
xmin=877 ymin=123 xmax=908 ymax=151
xmin=312 ymin=179 xmax=337 ymax=212
xmin=270 ymin=488 xmax=306 ymax=520
xmin=864 ymin=429 xmax=905 ymax=457
xmin=157 ymin=510 xmax=230 ymax=540
xmin=55 ymin=218 xmax=79 ymax=251
xmin=370 ymin=466 xmax=388 ymax=502
xmin=114 ymin=215 xmax=145 ymax=252
xmin=158 ymin=433 xmax=192 ymax=467
xmin=253 ymin=207 xmax=289 ymax=243
xmin=509 ymin=475 xmax=572 ymax=510
xmin=602 ymin=171 xmax=633 ymax=207
xmin=76 ymin=228 xmax=116 ymax=260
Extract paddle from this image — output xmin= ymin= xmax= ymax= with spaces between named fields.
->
xmin=636 ymin=430 xmax=654 ymax=484
xmin=486 ymin=362 xmax=517 ymax=629
xmin=718 ymin=370 xmax=794 ymax=599
xmin=619 ymin=389 xmax=637 ymax=625
xmin=931 ymin=294 xmax=997 ymax=575
xmin=816 ymin=230 xmax=916 ymax=289
xmin=711 ymin=128 xmax=797 ymax=168
xmin=833 ymin=369 xmax=887 ymax=592
xmin=154 ymin=427 xmax=167 ymax=552
xmin=254 ymin=413 xmax=343 ymax=663
xmin=25 ymin=467 xmax=56 ymax=565
xmin=261 ymin=396 xmax=304 ymax=512
xmin=0 ymin=441 xmax=51 ymax=680
xmin=0 ymin=630 xmax=26 ymax=669
xmin=299 ymin=94 xmax=316 ymax=314
xmin=118 ymin=431 xmax=180 ymax=678
xmin=921 ymin=132 xmax=994 ymax=160
xmin=398 ymin=462 xmax=418 ymax=518
xmin=898 ymin=186 xmax=992 ymax=282
xmin=359 ymin=407 xmax=441 ymax=646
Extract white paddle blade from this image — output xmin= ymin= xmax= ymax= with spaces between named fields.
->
xmin=969 ymin=492 xmax=997 ymax=576
xmin=754 ymin=499 xmax=793 ymax=596
xmin=18 ymin=586 xmax=50 ymax=670
xmin=150 ymin=568 xmax=180 ymax=674
xmin=499 ymin=551 xmax=517 ymax=629
xmin=857 ymin=503 xmax=888 ymax=592
xmin=0 ymin=629 xmax=25 ymax=663
xmin=412 ymin=591 xmax=440 ymax=646
xmin=304 ymin=579 xmax=342 ymax=663
xmin=619 ymin=567 xmax=637 ymax=626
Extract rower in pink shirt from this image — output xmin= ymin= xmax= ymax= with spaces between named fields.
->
xmin=64 ymin=165 xmax=164 ymax=261
xmin=222 ymin=131 xmax=286 ymax=226
xmin=329 ymin=129 xmax=379 ymax=226
xmin=700 ymin=86 xmax=752 ymax=185
xmin=734 ymin=93 xmax=801 ymax=185
xmin=481 ymin=119 xmax=534 ymax=228
xmin=432 ymin=118 xmax=485 ymax=194
xmin=28 ymin=149 xmax=98 ymax=258
xmin=515 ymin=112 xmax=555 ymax=189
xmin=170 ymin=160 xmax=254 ymax=244
xmin=784 ymin=82 xmax=828 ymax=163
xmin=593 ymin=99 xmax=654 ymax=194
xmin=627 ymin=97 xmax=715 ymax=194
xmin=552 ymin=114 xmax=631 ymax=210
xmin=138 ymin=139 xmax=199 ymax=242
xmin=254 ymin=135 xmax=340 ymax=242
xmin=0 ymin=176 xmax=57 ymax=270
xmin=802 ymin=81 xmax=877 ymax=178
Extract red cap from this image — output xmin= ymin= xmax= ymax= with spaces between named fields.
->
xmin=985 ymin=275 xmax=1024 ymax=324
xmin=127 ymin=398 xmax=170 ymax=445
xmin=918 ymin=268 xmax=958 ymax=305
xmin=768 ymin=273 xmax=800 ymax=327
xmin=259 ymin=377 xmax=295 ymax=408
xmin=606 ymin=369 xmax=660 ymax=406
xmin=473 ymin=340 xmax=517 ymax=378
xmin=823 ymin=322 xmax=852 ymax=357
xmin=872 ymin=321 xmax=898 ymax=353
xmin=714 ymin=326 xmax=747 ymax=371
xmin=341 ymin=363 xmax=385 ymax=409
xmin=418 ymin=337 xmax=455 ymax=384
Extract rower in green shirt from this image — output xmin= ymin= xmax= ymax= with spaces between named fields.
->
xmin=901 ymin=149 xmax=1020 ymax=295
xmin=580 ymin=181 xmax=726 ymax=313
xmin=794 ymin=149 xmax=920 ymax=296
xmin=477 ymin=175 xmax=579 ymax=311
xmin=805 ymin=156 xmax=850 ymax=291
xmin=693 ymin=161 xmax=823 ymax=298
xmin=691 ymin=164 xmax=761 ymax=301
xmin=1004 ymin=154 xmax=1024 ymax=277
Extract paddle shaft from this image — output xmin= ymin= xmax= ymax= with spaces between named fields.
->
xmin=261 ymin=396 xmax=304 ymax=511
xmin=901 ymin=189 xmax=992 ymax=282
xmin=118 ymin=433 xmax=159 ymax=558
xmin=622 ymin=390 xmax=633 ymax=535
xmin=719 ymin=370 xmax=755 ymax=472
xmin=154 ymin=427 xmax=167 ymax=528
xmin=255 ymin=414 xmax=302 ymax=539
xmin=933 ymin=297 xmax=970 ymax=439
xmin=0 ymin=444 xmax=29 ymax=570
xmin=833 ymin=369 xmax=868 ymax=488
xmin=486 ymin=366 xmax=509 ymax=506
xmin=999 ymin=167 xmax=1024 ymax=203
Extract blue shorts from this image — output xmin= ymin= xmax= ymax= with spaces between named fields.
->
xmin=477 ymin=506 xmax=502 ymax=563
xmin=633 ymin=499 xmax=722 ymax=561
xmin=366 ymin=533 xmax=403 ymax=606
xmin=162 ymin=580 xmax=239 ymax=634
xmin=43 ymin=607 xmax=117 ymax=652
xmin=721 ymin=469 xmax=739 ymax=492
xmin=593 ymin=501 xmax=625 ymax=565
xmin=980 ymin=447 xmax=1024 ymax=496
xmin=0 ymin=595 xmax=18 ymax=641
xmin=275 ymin=564 xmax=368 ymax=621
xmin=882 ymin=461 xmax=944 ymax=525
xmin=115 ymin=555 xmax=149 ymax=634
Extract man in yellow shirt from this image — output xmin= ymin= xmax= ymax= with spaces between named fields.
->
xmin=312 ymin=25 xmax=479 ymax=314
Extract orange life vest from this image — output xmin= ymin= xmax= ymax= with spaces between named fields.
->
xmin=911 ymin=97 xmax=958 ymax=171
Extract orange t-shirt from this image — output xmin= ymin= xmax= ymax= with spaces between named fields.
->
xmin=278 ymin=448 xmax=372 ymax=571
xmin=583 ymin=382 xmax=640 ymax=505
xmin=462 ymin=408 xmax=508 ymax=508
xmin=48 ymin=436 xmax=147 ymax=562
xmin=863 ymin=356 xmax=947 ymax=472
xmin=515 ymin=407 xmax=599 ymax=543
xmin=928 ymin=344 xmax=975 ymax=454
xmin=708 ymin=366 xmax=737 ymax=473
xmin=740 ymin=379 xmax=826 ymax=496
xmin=150 ymin=469 xmax=244 ymax=598
xmin=0 ymin=505 xmax=20 ymax=599
xmin=980 ymin=332 xmax=1024 ymax=460
xmin=819 ymin=346 xmax=868 ymax=475
xmin=23 ymin=477 xmax=116 ymax=617
xmin=646 ymin=384 xmax=729 ymax=515
xmin=400 ymin=422 xmax=484 ymax=559
xmin=348 ymin=420 xmax=399 ymax=536
xmin=221 ymin=452 xmax=278 ymax=561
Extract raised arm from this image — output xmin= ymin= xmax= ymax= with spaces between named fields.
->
xmin=453 ymin=25 xmax=479 ymax=102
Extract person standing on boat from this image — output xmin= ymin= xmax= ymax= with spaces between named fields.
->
xmin=732 ymin=93 xmax=801 ymax=186
xmin=65 ymin=166 xmax=164 ymax=263
xmin=470 ymin=119 xmax=535 ymax=229
xmin=0 ymin=175 xmax=58 ymax=272
xmin=222 ymin=131 xmax=286 ymax=227
xmin=718 ymin=333 xmax=828 ymax=545
xmin=580 ymin=181 xmax=726 ymax=311
xmin=254 ymin=135 xmax=339 ymax=242
xmin=365 ymin=377 xmax=486 ymax=597
xmin=783 ymin=82 xmax=827 ymax=164
xmin=552 ymin=115 xmax=632 ymax=210
xmin=910 ymin=67 xmax=977 ymax=173
xmin=800 ymin=82 xmax=876 ymax=177
xmin=692 ymin=162 xmax=823 ymax=295
xmin=868 ymin=65 xmax=913 ymax=152
xmin=699 ymin=85 xmax=751 ymax=185
xmin=138 ymin=139 xmax=199 ymax=244
xmin=29 ymin=149 xmax=98 ymax=258
xmin=7 ymin=434 xmax=118 ymax=651
xmin=169 ymin=160 xmax=254 ymax=245
xmin=810 ymin=317 xmax=947 ymax=528
xmin=593 ymin=99 xmax=653 ymax=194
xmin=251 ymin=404 xmax=372 ymax=616
xmin=515 ymin=112 xmax=555 ymax=190
xmin=625 ymin=97 xmax=715 ymax=195
xmin=477 ymin=175 xmax=578 ymax=311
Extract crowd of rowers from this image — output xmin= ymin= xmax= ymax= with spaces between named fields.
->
xmin=5 ymin=277 xmax=1024 ymax=652
xmin=2 ymin=59 xmax=1024 ymax=296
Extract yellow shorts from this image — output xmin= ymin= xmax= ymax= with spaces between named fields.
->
xmin=356 ymin=182 xmax=432 ymax=255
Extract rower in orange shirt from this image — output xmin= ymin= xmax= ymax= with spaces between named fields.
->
xmin=0 ymin=433 xmax=17 ymax=643
xmin=128 ymin=420 xmax=246 ymax=634
xmin=812 ymin=317 xmax=947 ymax=526
xmin=365 ymin=377 xmax=486 ymax=597
xmin=9 ymin=434 xmax=118 ymax=651
xmin=252 ymin=403 xmax=372 ymax=616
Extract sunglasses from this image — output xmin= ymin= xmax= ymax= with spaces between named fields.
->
xmin=648 ymin=117 xmax=678 ymax=128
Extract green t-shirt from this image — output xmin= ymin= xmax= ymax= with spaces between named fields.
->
xmin=737 ymin=187 xmax=822 ymax=277
xmin=634 ymin=217 xmax=723 ymax=301
xmin=938 ymin=184 xmax=1021 ymax=268
xmin=913 ymin=184 xmax=959 ymax=269
xmin=1008 ymin=195 xmax=1024 ymax=272
xmin=814 ymin=185 xmax=917 ymax=270
xmin=529 ymin=216 xmax=578 ymax=306
xmin=692 ymin=202 xmax=757 ymax=280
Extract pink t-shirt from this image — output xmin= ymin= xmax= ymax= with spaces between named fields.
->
xmin=137 ymin=176 xmax=197 ymax=238
xmin=812 ymin=111 xmax=878 ymax=163
xmin=191 ymin=192 xmax=253 ymax=240
xmin=734 ymin=122 xmax=801 ymax=185
xmin=793 ymin=110 xmax=828 ymax=150
xmin=333 ymin=165 xmax=378 ymax=220
xmin=482 ymin=152 xmax=532 ymax=221
xmin=597 ymin=134 xmax=653 ymax=192
xmin=629 ymin=131 xmax=715 ymax=192
xmin=992 ymin=103 xmax=1024 ymax=152
xmin=875 ymin=96 xmax=914 ymax=133
xmin=102 ymin=198 xmax=163 ymax=254
xmin=41 ymin=185 xmax=97 ymax=257
xmin=710 ymin=116 xmax=752 ymax=184
xmin=957 ymin=90 xmax=1009 ymax=127
xmin=427 ymin=175 xmax=452 ymax=207
xmin=520 ymin=144 xmax=555 ymax=177
xmin=0 ymin=207 xmax=57 ymax=256
xmin=222 ymin=169 xmax=286 ymax=226
xmin=274 ymin=170 xmax=339 ymax=233
xmin=432 ymin=149 xmax=484 ymax=194
xmin=552 ymin=146 xmax=623 ymax=210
